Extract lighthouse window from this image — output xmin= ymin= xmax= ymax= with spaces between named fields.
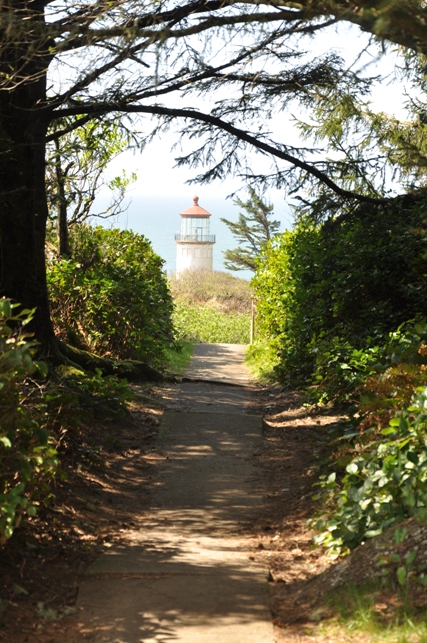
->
xmin=181 ymin=216 xmax=210 ymax=238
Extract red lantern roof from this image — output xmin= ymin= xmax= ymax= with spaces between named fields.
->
xmin=180 ymin=196 xmax=211 ymax=217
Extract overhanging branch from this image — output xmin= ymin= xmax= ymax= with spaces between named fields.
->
xmin=52 ymin=102 xmax=390 ymax=205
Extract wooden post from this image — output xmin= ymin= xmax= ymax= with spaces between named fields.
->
xmin=250 ymin=299 xmax=255 ymax=344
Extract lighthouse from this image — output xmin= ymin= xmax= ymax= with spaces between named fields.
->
xmin=175 ymin=196 xmax=216 ymax=274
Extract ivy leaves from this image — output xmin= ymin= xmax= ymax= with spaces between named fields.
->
xmin=312 ymin=388 xmax=427 ymax=554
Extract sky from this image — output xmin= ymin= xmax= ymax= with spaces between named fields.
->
xmin=100 ymin=23 xmax=407 ymax=196
xmin=90 ymin=22 xmax=410 ymax=277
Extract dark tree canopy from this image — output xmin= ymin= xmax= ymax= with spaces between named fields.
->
xmin=1 ymin=0 xmax=426 ymax=354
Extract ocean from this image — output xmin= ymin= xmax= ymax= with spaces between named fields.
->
xmin=103 ymin=194 xmax=292 ymax=282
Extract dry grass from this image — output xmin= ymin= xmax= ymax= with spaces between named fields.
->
xmin=169 ymin=269 xmax=252 ymax=313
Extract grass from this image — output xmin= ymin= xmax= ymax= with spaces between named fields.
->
xmin=316 ymin=583 xmax=427 ymax=643
xmin=169 ymin=269 xmax=252 ymax=313
xmin=170 ymin=270 xmax=252 ymax=345
xmin=245 ymin=339 xmax=280 ymax=381
xmin=172 ymin=301 xmax=250 ymax=344
xmin=164 ymin=340 xmax=194 ymax=374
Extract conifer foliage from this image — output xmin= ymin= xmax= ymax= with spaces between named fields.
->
xmin=221 ymin=188 xmax=281 ymax=272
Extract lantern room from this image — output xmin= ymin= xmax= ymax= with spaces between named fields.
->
xmin=175 ymin=196 xmax=216 ymax=274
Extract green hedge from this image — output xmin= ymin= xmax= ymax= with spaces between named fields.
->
xmin=251 ymin=194 xmax=427 ymax=395
xmin=48 ymin=225 xmax=175 ymax=366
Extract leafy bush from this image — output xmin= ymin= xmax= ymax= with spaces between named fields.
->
xmin=312 ymin=386 xmax=427 ymax=555
xmin=51 ymin=365 xmax=133 ymax=418
xmin=0 ymin=300 xmax=58 ymax=544
xmin=47 ymin=225 xmax=175 ymax=366
xmin=0 ymin=296 xmax=137 ymax=545
xmin=249 ymin=193 xmax=427 ymax=567
xmin=251 ymin=193 xmax=427 ymax=397
xmin=249 ymin=231 xmax=295 ymax=379
xmin=356 ymin=322 xmax=427 ymax=428
xmin=311 ymin=322 xmax=427 ymax=557
xmin=308 ymin=337 xmax=385 ymax=405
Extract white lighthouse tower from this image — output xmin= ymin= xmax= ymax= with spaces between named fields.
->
xmin=175 ymin=196 xmax=216 ymax=274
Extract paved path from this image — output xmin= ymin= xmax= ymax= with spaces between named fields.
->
xmin=184 ymin=343 xmax=255 ymax=386
xmin=76 ymin=344 xmax=272 ymax=642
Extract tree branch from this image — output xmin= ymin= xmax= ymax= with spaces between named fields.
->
xmin=53 ymin=101 xmax=390 ymax=204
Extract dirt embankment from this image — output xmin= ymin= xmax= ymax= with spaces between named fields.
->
xmin=249 ymin=388 xmax=427 ymax=642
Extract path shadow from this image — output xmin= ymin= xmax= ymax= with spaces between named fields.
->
xmin=75 ymin=374 xmax=269 ymax=642
xmin=184 ymin=344 xmax=251 ymax=384
xmin=78 ymin=540 xmax=270 ymax=643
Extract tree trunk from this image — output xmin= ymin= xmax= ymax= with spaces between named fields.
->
xmin=58 ymin=343 xmax=166 ymax=382
xmin=54 ymin=139 xmax=71 ymax=258
xmin=0 ymin=0 xmax=57 ymax=355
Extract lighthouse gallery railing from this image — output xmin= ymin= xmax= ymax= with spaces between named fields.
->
xmin=174 ymin=233 xmax=216 ymax=243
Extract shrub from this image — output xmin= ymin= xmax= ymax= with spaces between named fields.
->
xmin=311 ymin=322 xmax=427 ymax=556
xmin=249 ymin=193 xmax=427 ymax=564
xmin=312 ymin=386 xmax=427 ymax=555
xmin=0 ymin=296 xmax=137 ymax=545
xmin=251 ymin=193 xmax=427 ymax=396
xmin=308 ymin=337 xmax=385 ymax=405
xmin=0 ymin=300 xmax=58 ymax=544
xmin=249 ymin=231 xmax=292 ymax=379
xmin=356 ymin=321 xmax=427 ymax=429
xmin=47 ymin=225 xmax=175 ymax=366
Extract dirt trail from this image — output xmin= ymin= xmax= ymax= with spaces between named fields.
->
xmin=75 ymin=344 xmax=273 ymax=642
